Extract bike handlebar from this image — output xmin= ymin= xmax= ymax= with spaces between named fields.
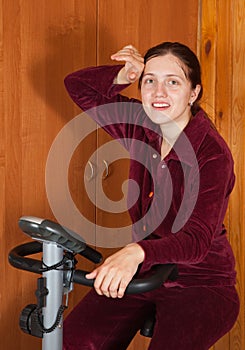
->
xmin=8 ymin=241 xmax=178 ymax=295
xmin=9 ymin=217 xmax=178 ymax=294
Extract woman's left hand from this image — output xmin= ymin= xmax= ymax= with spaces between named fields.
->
xmin=86 ymin=243 xmax=145 ymax=298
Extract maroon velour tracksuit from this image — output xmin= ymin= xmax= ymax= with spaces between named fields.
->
xmin=62 ymin=65 xmax=239 ymax=350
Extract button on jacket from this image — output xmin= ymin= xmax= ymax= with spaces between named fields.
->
xmin=64 ymin=65 xmax=237 ymax=288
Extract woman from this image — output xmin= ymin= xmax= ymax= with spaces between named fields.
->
xmin=63 ymin=42 xmax=239 ymax=349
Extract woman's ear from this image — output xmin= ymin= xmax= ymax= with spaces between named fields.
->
xmin=190 ymin=84 xmax=201 ymax=104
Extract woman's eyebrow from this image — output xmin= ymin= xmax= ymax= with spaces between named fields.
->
xmin=142 ymin=72 xmax=155 ymax=77
xmin=143 ymin=72 xmax=183 ymax=79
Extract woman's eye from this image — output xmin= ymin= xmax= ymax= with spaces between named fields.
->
xmin=144 ymin=78 xmax=154 ymax=84
xmin=168 ymin=80 xmax=178 ymax=86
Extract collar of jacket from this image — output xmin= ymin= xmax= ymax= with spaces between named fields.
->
xmin=141 ymin=108 xmax=211 ymax=167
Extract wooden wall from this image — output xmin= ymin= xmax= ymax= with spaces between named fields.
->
xmin=0 ymin=1 xmax=244 ymax=350
xmin=199 ymin=1 xmax=245 ymax=349
xmin=1 ymin=2 xmax=98 ymax=349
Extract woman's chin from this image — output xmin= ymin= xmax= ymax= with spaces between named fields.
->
xmin=148 ymin=110 xmax=173 ymax=125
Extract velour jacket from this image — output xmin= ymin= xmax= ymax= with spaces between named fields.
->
xmin=64 ymin=65 xmax=237 ymax=288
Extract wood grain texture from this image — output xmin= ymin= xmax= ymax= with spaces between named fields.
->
xmin=0 ymin=1 xmax=97 ymax=349
xmin=199 ymin=1 xmax=245 ymax=349
xmin=229 ymin=0 xmax=245 ymax=349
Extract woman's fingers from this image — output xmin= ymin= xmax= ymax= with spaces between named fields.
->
xmin=117 ymin=275 xmax=133 ymax=298
xmin=111 ymin=44 xmax=141 ymax=59
xmin=86 ymin=244 xmax=145 ymax=298
xmin=104 ymin=273 xmax=122 ymax=298
xmin=100 ymin=271 xmax=131 ymax=298
xmin=85 ymin=270 xmax=97 ymax=279
xmin=111 ymin=50 xmax=143 ymax=61
xmin=111 ymin=50 xmax=144 ymax=65
xmin=91 ymin=266 xmax=124 ymax=298
xmin=111 ymin=45 xmax=144 ymax=84
xmin=87 ymin=262 xmax=133 ymax=298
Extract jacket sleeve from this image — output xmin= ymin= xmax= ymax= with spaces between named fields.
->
xmin=64 ymin=65 xmax=130 ymax=109
xmin=64 ymin=65 xmax=143 ymax=148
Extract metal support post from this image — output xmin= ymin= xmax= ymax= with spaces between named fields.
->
xmin=42 ymin=242 xmax=64 ymax=350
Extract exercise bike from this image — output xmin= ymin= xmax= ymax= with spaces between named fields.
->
xmin=9 ymin=216 xmax=178 ymax=350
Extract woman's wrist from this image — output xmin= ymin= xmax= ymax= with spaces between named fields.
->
xmin=114 ymin=67 xmax=131 ymax=84
xmin=126 ymin=242 xmax=145 ymax=264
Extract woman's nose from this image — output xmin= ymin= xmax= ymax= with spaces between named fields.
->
xmin=154 ymin=83 xmax=168 ymax=97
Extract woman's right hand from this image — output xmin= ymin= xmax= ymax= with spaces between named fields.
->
xmin=111 ymin=45 xmax=144 ymax=84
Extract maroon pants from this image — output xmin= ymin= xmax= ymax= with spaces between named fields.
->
xmin=63 ymin=285 xmax=239 ymax=350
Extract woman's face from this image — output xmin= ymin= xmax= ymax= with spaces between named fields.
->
xmin=141 ymin=54 xmax=200 ymax=131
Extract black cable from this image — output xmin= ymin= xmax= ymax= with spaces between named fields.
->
xmin=36 ymin=304 xmax=67 ymax=334
xmin=35 ymin=251 xmax=76 ymax=333
xmin=40 ymin=251 xmax=77 ymax=272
